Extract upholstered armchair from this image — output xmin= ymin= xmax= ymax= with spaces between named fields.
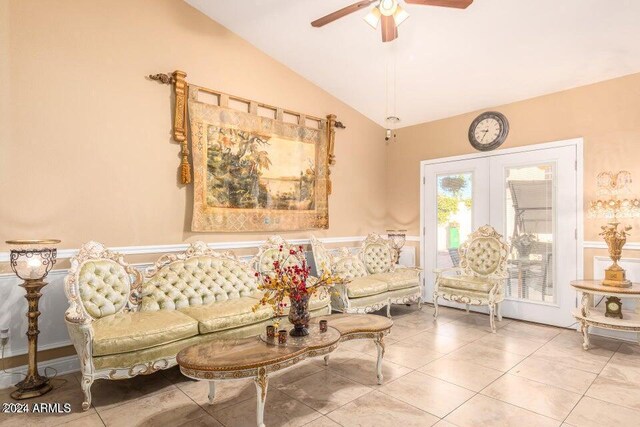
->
xmin=433 ymin=225 xmax=509 ymax=332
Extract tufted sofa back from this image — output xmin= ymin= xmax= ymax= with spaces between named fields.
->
xmin=360 ymin=233 xmax=395 ymax=274
xmin=78 ymin=260 xmax=131 ymax=319
xmin=362 ymin=243 xmax=394 ymax=274
xmin=141 ymin=255 xmax=258 ymax=311
xmin=255 ymin=247 xmax=301 ymax=276
xmin=252 ymin=236 xmax=306 ymax=280
xmin=332 ymin=250 xmax=368 ymax=280
xmin=459 ymin=225 xmax=509 ymax=278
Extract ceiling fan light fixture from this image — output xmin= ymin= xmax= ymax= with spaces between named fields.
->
xmin=363 ymin=7 xmax=381 ymax=29
xmin=378 ymin=0 xmax=398 ymax=17
xmin=392 ymin=4 xmax=409 ymax=26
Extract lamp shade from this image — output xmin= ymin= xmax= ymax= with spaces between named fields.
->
xmin=6 ymin=239 xmax=61 ymax=280
xmin=588 ymin=198 xmax=640 ymax=220
xmin=393 ymin=4 xmax=410 ymax=26
xmin=364 ymin=7 xmax=381 ymax=29
xmin=589 ymin=171 xmax=640 ymax=220
xmin=386 ymin=229 xmax=407 ymax=249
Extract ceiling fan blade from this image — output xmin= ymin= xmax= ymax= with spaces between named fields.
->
xmin=404 ymin=0 xmax=473 ymax=9
xmin=311 ymin=0 xmax=377 ymax=27
xmin=380 ymin=15 xmax=398 ymax=42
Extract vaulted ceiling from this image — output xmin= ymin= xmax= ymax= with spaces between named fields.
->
xmin=186 ymin=0 xmax=640 ymax=127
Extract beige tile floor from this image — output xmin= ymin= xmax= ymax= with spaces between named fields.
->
xmin=1 ymin=304 xmax=639 ymax=426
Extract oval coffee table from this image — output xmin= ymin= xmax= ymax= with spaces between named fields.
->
xmin=177 ymin=313 xmax=392 ymax=427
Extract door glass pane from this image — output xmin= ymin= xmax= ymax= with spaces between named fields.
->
xmin=436 ymin=173 xmax=473 ymax=269
xmin=504 ymin=164 xmax=554 ymax=303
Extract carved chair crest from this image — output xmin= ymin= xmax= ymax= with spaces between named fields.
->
xmin=310 ymin=236 xmax=335 ymax=276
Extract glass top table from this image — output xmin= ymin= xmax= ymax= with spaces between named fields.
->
xmin=177 ymin=313 xmax=392 ymax=427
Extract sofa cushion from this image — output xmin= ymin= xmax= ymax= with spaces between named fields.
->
xmin=179 ymin=297 xmax=273 ymax=334
xmin=346 ymin=277 xmax=388 ymax=298
xmin=437 ymin=287 xmax=501 ymax=304
xmin=370 ymin=268 xmax=420 ymax=291
xmin=93 ymin=310 xmax=198 ymax=356
xmin=438 ymin=275 xmax=494 ymax=293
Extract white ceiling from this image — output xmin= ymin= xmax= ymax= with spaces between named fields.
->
xmin=186 ymin=0 xmax=640 ymax=127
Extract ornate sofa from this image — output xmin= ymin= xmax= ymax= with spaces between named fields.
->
xmin=433 ymin=225 xmax=509 ymax=332
xmin=311 ymin=233 xmax=422 ymax=316
xmin=64 ymin=240 xmax=330 ymax=410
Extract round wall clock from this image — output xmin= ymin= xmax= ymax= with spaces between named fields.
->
xmin=468 ymin=111 xmax=509 ymax=151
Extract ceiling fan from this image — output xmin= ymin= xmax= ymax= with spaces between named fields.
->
xmin=311 ymin=0 xmax=473 ymax=42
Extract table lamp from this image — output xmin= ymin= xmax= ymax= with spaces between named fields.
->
xmin=6 ymin=239 xmax=60 ymax=399
xmin=587 ymin=171 xmax=640 ymax=287
xmin=386 ymin=229 xmax=407 ymax=264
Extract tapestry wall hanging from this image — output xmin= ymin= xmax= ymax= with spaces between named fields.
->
xmin=149 ymin=70 xmax=343 ymax=232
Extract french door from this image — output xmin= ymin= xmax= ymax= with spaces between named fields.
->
xmin=422 ymin=141 xmax=582 ymax=327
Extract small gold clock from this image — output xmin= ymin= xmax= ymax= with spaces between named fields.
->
xmin=605 ymin=296 xmax=623 ymax=319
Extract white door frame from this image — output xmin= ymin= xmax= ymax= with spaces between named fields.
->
xmin=419 ymin=138 xmax=584 ymax=310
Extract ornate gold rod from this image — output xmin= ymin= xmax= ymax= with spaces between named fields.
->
xmin=148 ymin=70 xmax=345 ymax=188
xmin=149 ymin=70 xmax=190 ymax=184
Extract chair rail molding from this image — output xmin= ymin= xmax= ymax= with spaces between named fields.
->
xmin=584 ymin=241 xmax=640 ymax=251
xmin=0 ymin=236 xmax=380 ymax=264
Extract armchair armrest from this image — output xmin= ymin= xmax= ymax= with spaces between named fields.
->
xmin=328 ymin=283 xmax=350 ymax=311
xmin=65 ymin=315 xmax=96 ymax=379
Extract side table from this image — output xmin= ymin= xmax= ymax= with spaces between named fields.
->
xmin=571 ymin=280 xmax=640 ymax=350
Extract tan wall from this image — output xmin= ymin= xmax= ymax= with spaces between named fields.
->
xmin=0 ymin=0 xmax=386 ymax=254
xmin=387 ymin=72 xmax=640 ymax=249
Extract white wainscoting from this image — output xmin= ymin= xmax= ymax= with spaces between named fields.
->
xmin=0 ymin=237 xmax=416 ymax=388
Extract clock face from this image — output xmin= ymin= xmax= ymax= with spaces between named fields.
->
xmin=468 ymin=112 xmax=509 ymax=151
xmin=608 ymin=301 xmax=619 ymax=311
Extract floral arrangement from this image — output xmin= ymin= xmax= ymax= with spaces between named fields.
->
xmin=253 ymin=245 xmax=341 ymax=330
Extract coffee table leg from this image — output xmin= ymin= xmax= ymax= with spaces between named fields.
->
xmin=208 ymin=381 xmax=216 ymax=404
xmin=374 ymin=333 xmax=385 ymax=385
xmin=254 ymin=367 xmax=268 ymax=427
xmin=324 ymin=355 xmax=330 ymax=366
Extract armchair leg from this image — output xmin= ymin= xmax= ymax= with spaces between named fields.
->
xmin=80 ymin=374 xmax=94 ymax=411
xmin=489 ymin=304 xmax=496 ymax=333
xmin=465 ymin=304 xmax=470 ymax=313
xmin=386 ymin=302 xmax=391 ymax=318
xmin=433 ymin=294 xmax=439 ymax=319
xmin=418 ymin=297 xmax=423 ymax=310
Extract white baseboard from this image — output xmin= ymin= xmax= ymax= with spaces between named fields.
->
xmin=0 ymin=355 xmax=80 ymax=390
